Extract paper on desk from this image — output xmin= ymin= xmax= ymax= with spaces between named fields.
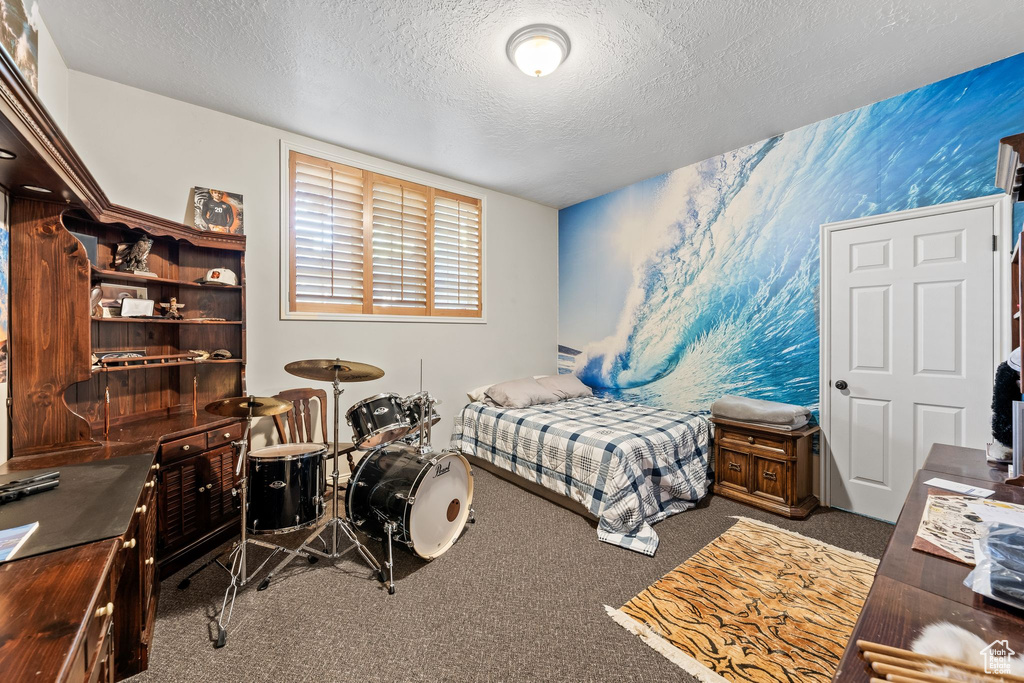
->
xmin=965 ymin=499 xmax=1024 ymax=528
xmin=922 ymin=478 xmax=995 ymax=497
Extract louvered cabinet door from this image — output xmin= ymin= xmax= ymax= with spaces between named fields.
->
xmin=202 ymin=445 xmax=240 ymax=532
xmin=158 ymin=455 xmax=202 ymax=552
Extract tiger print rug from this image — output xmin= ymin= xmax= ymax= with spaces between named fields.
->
xmin=606 ymin=517 xmax=878 ymax=682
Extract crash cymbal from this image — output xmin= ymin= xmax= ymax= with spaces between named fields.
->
xmin=205 ymin=396 xmax=293 ymax=418
xmin=284 ymin=358 xmax=384 ymax=383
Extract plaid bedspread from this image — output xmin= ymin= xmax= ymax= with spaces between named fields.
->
xmin=449 ymin=397 xmax=712 ymax=556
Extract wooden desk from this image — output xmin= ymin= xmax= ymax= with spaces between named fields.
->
xmin=834 ymin=445 xmax=1024 ymax=681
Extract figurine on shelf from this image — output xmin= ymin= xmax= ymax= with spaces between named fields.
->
xmin=160 ymin=298 xmax=185 ymax=319
xmin=113 ymin=236 xmax=155 ymax=276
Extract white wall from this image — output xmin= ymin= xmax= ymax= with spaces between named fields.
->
xmin=36 ymin=8 xmax=69 ymax=131
xmin=65 ymin=71 xmax=558 ymax=451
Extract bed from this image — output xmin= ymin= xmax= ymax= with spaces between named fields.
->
xmin=449 ymin=396 xmax=712 ymax=556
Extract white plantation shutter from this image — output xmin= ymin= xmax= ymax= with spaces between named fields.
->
xmin=289 ymin=152 xmax=366 ymax=312
xmin=432 ymin=192 xmax=482 ymax=314
xmin=287 ymin=150 xmax=482 ymax=318
xmin=371 ymin=178 xmax=429 ymax=312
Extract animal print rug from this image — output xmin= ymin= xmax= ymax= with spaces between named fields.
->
xmin=606 ymin=517 xmax=878 ymax=682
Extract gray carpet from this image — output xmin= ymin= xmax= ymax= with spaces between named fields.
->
xmin=132 ymin=469 xmax=891 ymax=682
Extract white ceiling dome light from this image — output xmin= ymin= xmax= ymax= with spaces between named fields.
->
xmin=506 ymin=24 xmax=570 ymax=78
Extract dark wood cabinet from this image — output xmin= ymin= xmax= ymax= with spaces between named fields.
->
xmin=710 ymin=417 xmax=819 ymax=518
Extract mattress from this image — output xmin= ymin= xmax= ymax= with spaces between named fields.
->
xmin=450 ymin=396 xmax=712 ymax=555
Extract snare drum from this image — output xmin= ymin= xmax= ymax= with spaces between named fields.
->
xmin=346 ymin=445 xmax=473 ymax=559
xmin=346 ymin=393 xmax=411 ymax=448
xmin=247 ymin=443 xmax=326 ymax=534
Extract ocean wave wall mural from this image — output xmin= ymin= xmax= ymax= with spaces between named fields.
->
xmin=558 ymin=52 xmax=1024 ymax=414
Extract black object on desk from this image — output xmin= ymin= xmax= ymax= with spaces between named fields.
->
xmin=0 ymin=471 xmax=60 ymax=505
xmin=0 ymin=452 xmax=154 ymax=561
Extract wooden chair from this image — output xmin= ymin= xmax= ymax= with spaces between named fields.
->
xmin=272 ymin=387 xmax=328 ymax=446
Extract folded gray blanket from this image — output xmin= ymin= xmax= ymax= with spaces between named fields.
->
xmin=710 ymin=394 xmax=810 ymax=425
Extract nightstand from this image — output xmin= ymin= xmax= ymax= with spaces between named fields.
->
xmin=710 ymin=417 xmax=819 ymax=519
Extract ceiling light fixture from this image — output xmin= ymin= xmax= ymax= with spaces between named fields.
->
xmin=506 ymin=24 xmax=570 ymax=78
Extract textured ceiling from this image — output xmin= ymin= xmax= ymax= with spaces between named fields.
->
xmin=40 ymin=0 xmax=1024 ymax=208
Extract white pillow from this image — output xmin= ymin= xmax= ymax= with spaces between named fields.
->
xmin=536 ymin=373 xmax=593 ymax=400
xmin=485 ymin=377 xmax=560 ymax=409
xmin=467 ymin=383 xmax=492 ymax=402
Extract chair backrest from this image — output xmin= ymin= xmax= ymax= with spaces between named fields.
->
xmin=272 ymin=388 xmax=328 ymax=445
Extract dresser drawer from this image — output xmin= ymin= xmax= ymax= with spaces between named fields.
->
xmin=717 ymin=448 xmax=749 ymax=493
xmin=751 ymin=457 xmax=789 ymax=504
xmin=719 ymin=428 xmax=788 ymax=458
xmin=161 ymin=433 xmax=208 ymax=463
xmin=207 ymin=423 xmax=241 ymax=449
xmin=84 ymin=570 xmax=114 ymax=673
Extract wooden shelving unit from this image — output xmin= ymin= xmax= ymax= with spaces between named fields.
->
xmin=91 ymin=317 xmax=243 ymax=325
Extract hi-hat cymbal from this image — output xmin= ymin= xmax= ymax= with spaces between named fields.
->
xmin=284 ymin=358 xmax=384 ymax=383
xmin=205 ymin=396 xmax=293 ymax=418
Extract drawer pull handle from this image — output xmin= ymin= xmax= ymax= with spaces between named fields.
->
xmin=144 ymin=481 xmax=155 ymax=489
xmin=224 ymin=432 xmax=232 ymax=438
xmin=123 ymin=538 xmax=136 ymax=550
xmin=135 ymin=505 xmax=147 ymax=514
xmin=728 ymin=462 xmax=742 ymax=471
xmin=145 ymin=557 xmax=155 ymax=566
xmin=763 ymin=471 xmax=777 ymax=481
xmin=747 ymin=436 xmax=755 ymax=444
xmin=95 ymin=602 xmax=114 ymax=618
xmin=198 ymin=485 xmax=206 ymax=493
xmin=151 ymin=463 xmax=160 ymax=471
xmin=182 ymin=444 xmax=190 ymax=451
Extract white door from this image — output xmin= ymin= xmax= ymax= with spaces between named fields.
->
xmin=827 ymin=201 xmax=999 ymax=522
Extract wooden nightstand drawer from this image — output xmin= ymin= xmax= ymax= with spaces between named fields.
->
xmin=719 ymin=428 xmax=788 ymax=458
xmin=752 ymin=457 xmax=789 ymax=504
xmin=207 ymin=424 xmax=241 ymax=449
xmin=717 ymin=448 xmax=750 ymax=493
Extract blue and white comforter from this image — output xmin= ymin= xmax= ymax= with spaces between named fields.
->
xmin=449 ymin=397 xmax=712 ymax=556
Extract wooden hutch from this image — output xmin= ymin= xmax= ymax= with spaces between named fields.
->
xmin=0 ymin=43 xmax=246 ymax=680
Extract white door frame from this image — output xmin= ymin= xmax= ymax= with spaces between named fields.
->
xmin=818 ymin=194 xmax=1013 ymax=507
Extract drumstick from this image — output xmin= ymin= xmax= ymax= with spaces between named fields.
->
xmin=859 ymin=640 xmax=1024 ymax=682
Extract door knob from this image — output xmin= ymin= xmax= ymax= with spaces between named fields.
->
xmin=834 ymin=379 xmax=848 ymax=391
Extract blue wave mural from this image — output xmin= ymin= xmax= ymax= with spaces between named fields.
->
xmin=558 ymin=53 xmax=1024 ymax=413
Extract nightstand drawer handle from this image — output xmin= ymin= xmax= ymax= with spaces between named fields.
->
xmin=728 ymin=462 xmax=742 ymax=471
xmin=224 ymin=432 xmax=232 ymax=438
xmin=144 ymin=481 xmax=155 ymax=489
xmin=135 ymin=505 xmax=147 ymax=514
xmin=145 ymin=557 xmax=155 ymax=566
xmin=151 ymin=463 xmax=160 ymax=471
xmin=95 ymin=602 xmax=114 ymax=618
xmin=763 ymin=471 xmax=777 ymax=481
xmin=182 ymin=444 xmax=190 ymax=451
xmin=123 ymin=538 xmax=136 ymax=550
xmin=747 ymin=436 xmax=755 ymax=444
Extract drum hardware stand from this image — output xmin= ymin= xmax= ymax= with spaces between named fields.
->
xmin=260 ymin=363 xmax=386 ymax=593
xmin=383 ymin=521 xmax=398 ymax=594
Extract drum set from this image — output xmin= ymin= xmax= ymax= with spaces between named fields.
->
xmin=193 ymin=358 xmax=474 ymax=649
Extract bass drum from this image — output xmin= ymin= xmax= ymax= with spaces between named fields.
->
xmin=346 ymin=445 xmax=473 ymax=560
xmin=247 ymin=443 xmax=326 ymax=534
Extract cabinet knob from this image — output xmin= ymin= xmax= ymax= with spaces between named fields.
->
xmin=95 ymin=602 xmax=114 ymax=618
xmin=123 ymin=538 xmax=136 ymax=550
xmin=747 ymin=436 xmax=755 ymax=444
xmin=182 ymin=444 xmax=190 ymax=451
xmin=224 ymin=432 xmax=232 ymax=438
xmin=151 ymin=463 xmax=160 ymax=471
xmin=135 ymin=505 xmax=147 ymax=514
xmin=145 ymin=557 xmax=155 ymax=566
xmin=144 ymin=480 xmax=155 ymax=489
xmin=198 ymin=485 xmax=206 ymax=493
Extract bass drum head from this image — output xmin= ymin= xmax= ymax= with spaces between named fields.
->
xmin=408 ymin=452 xmax=473 ymax=560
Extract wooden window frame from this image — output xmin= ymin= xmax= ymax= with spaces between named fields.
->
xmin=281 ymin=142 xmax=485 ymax=323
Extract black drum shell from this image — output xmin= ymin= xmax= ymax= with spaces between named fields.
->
xmin=345 ymin=393 xmax=411 ymax=449
xmin=345 ymin=446 xmax=428 ymax=543
xmin=247 ymin=448 xmax=325 ymax=534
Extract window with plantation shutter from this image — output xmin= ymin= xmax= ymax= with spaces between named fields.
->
xmin=433 ymin=191 xmax=482 ymax=315
xmin=286 ymin=148 xmax=483 ymax=319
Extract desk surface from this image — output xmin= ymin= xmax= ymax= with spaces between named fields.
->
xmin=835 ymin=445 xmax=1024 ymax=681
xmin=0 ymin=539 xmax=118 ymax=682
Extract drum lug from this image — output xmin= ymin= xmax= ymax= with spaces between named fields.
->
xmin=406 ymin=496 xmax=415 ymax=506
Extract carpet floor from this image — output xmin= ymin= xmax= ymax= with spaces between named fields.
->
xmin=131 ymin=469 xmax=892 ymax=682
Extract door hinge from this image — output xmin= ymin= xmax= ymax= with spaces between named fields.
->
xmin=993 ymin=235 xmax=998 ymax=251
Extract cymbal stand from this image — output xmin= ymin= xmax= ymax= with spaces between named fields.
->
xmin=259 ymin=366 xmax=385 ymax=590
xmin=212 ymin=405 xmax=315 ymax=648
